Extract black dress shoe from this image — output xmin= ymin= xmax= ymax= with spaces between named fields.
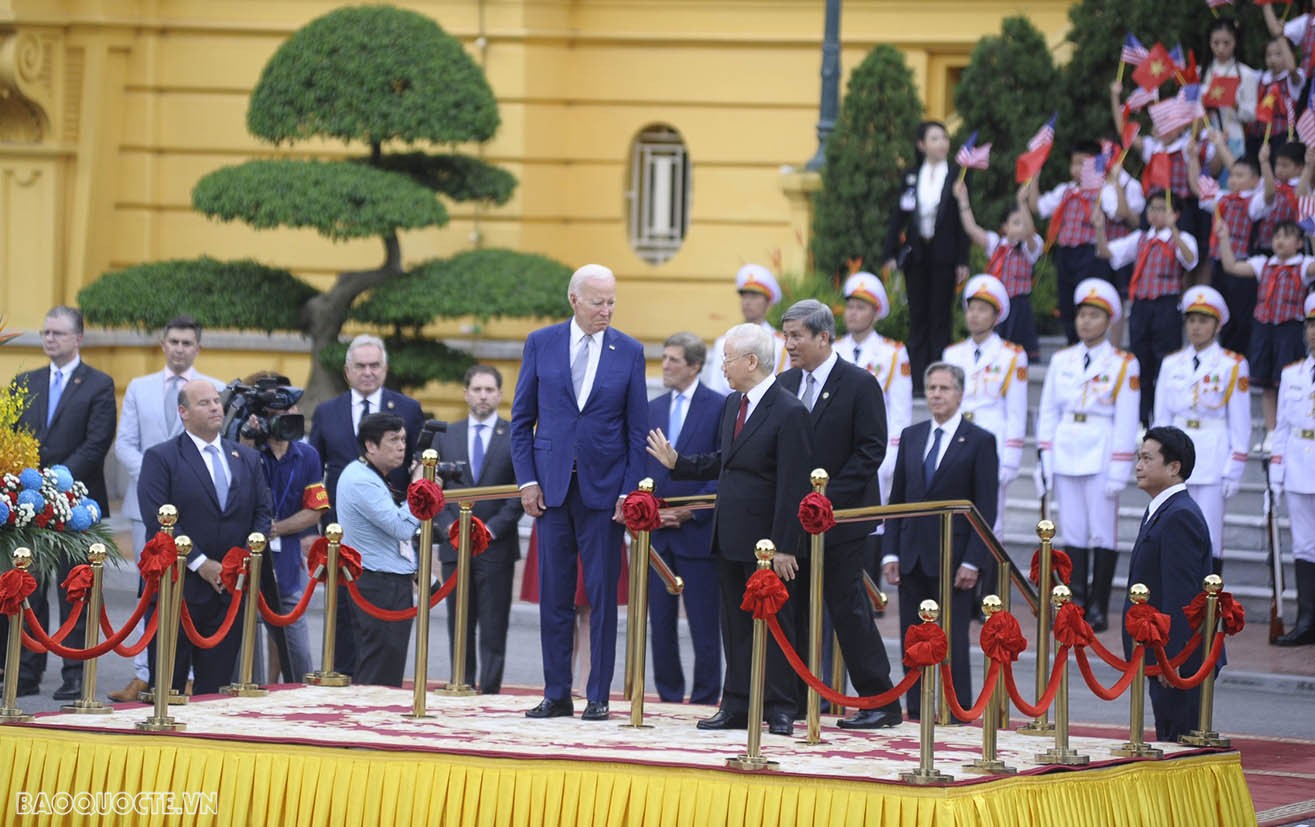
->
xmin=837 ymin=707 xmax=902 ymax=730
xmin=525 ymin=698 xmax=574 ymax=719
xmin=1086 ymin=606 xmax=1108 ymax=633
xmin=697 ymin=708 xmax=748 ymax=730
xmin=767 ymin=712 xmax=793 ymax=736
xmin=52 ymin=678 xmax=83 ymax=701
xmin=16 ymin=681 xmax=40 ymax=698
xmin=581 ymin=701 xmax=610 ymax=721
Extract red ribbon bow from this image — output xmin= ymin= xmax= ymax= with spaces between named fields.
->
xmin=1183 ymin=591 xmax=1246 ymax=636
xmin=739 ymin=568 xmax=789 ymax=619
xmin=306 ymin=538 xmax=364 ymax=582
xmin=1124 ymin=602 xmax=1171 ymax=647
xmin=448 ymin=516 xmax=492 ymax=556
xmin=980 ymin=610 xmax=1027 ymax=663
xmin=903 ymin=623 xmax=949 ymax=669
xmin=1053 ymin=602 xmax=1094 ymax=647
xmin=0 ymin=568 xmax=38 ymax=615
xmin=407 ymin=479 xmax=445 ymax=521
xmin=62 ymin=564 xmax=94 ymax=603
xmin=797 ymin=491 xmax=837 ymax=535
xmin=220 ymin=547 xmax=250 ymax=593
xmin=622 ymin=490 xmax=663 ymax=532
xmin=138 ymin=532 xmax=178 ymax=582
xmin=1029 ymin=548 xmax=1072 ymax=586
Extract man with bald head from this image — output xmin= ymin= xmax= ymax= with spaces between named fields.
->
xmin=512 ymin=264 xmax=649 ymax=722
xmin=138 ymin=379 xmax=272 ymax=696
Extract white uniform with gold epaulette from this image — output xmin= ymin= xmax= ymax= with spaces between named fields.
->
xmin=1152 ymin=343 xmax=1252 ymax=560
xmin=1037 ymin=340 xmax=1141 ymax=549
xmin=1271 ymin=355 xmax=1315 ymax=563
xmin=703 ymin=321 xmax=788 ymax=396
xmin=837 ymin=330 xmax=913 ymax=503
xmin=944 ymin=334 xmax=1029 ymax=536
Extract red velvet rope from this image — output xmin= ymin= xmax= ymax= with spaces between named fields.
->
xmin=102 ymin=601 xmax=158 ymax=657
xmin=1002 ymin=646 xmax=1070 ymax=718
xmin=622 ymin=490 xmax=662 ymax=532
xmin=343 ymin=574 xmax=457 ymax=622
xmin=448 ymin=517 xmax=491 ymax=556
xmin=256 ymin=579 xmax=319 ymax=627
xmin=179 ymin=590 xmax=245 ymax=648
xmin=1086 ymin=629 xmax=1200 ymax=676
xmin=0 ymin=568 xmax=37 ymax=615
xmin=1151 ymin=633 xmax=1226 ymax=690
xmin=407 ymin=479 xmax=445 ymax=520
xmin=797 ymin=491 xmax=837 ymax=535
xmin=19 ymin=602 xmax=87 ymax=653
xmin=765 ymin=614 xmax=922 ymax=709
xmin=1074 ymin=646 xmax=1142 ymax=701
xmin=940 ymin=660 xmax=1003 ymax=721
xmin=1029 ymin=547 xmax=1072 ymax=586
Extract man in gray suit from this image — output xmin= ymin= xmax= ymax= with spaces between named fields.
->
xmin=109 ymin=315 xmax=223 ymax=701
xmin=435 ymin=365 xmax=524 ymax=694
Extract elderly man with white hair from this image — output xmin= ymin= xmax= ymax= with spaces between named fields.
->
xmin=512 ymin=264 xmax=649 ymax=722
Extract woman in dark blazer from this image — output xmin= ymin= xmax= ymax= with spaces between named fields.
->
xmin=883 ymin=121 xmax=970 ymax=394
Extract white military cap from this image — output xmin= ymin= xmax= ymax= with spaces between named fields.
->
xmin=736 ymin=264 xmax=782 ymax=306
xmin=1180 ymin=285 xmax=1229 ymax=327
xmin=1074 ymin=277 xmax=1123 ymax=325
xmin=842 ymin=271 xmax=890 ymax=321
xmin=962 ymin=274 xmax=1011 ymax=325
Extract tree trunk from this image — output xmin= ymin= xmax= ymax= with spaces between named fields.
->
xmin=300 ymin=232 xmax=403 ymax=416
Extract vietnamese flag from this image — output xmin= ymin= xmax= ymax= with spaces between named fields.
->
xmin=1015 ymin=145 xmax=1049 ymax=183
xmin=1132 ymin=43 xmax=1176 ymax=91
xmin=1122 ymin=118 xmax=1141 ymax=152
xmin=1142 ymin=152 xmax=1171 ymax=193
xmin=1255 ymin=85 xmax=1279 ymax=123
xmin=1203 ymin=75 xmax=1240 ymax=109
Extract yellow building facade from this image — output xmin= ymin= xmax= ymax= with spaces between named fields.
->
xmin=0 ymin=0 xmax=1074 ymax=419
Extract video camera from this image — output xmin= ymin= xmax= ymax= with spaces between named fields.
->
xmin=220 ymin=376 xmax=305 ymax=445
xmin=415 ymin=419 xmax=469 ymax=485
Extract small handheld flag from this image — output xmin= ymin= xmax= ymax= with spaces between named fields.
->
xmin=955 ymin=131 xmax=992 ymax=173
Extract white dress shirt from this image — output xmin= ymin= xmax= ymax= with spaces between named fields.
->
xmin=741 ymin=373 xmax=777 ymax=423
xmin=923 ymin=412 xmax=963 ymax=472
xmin=1144 ymin=482 xmax=1188 ymax=524
xmin=351 ymin=388 xmax=384 ymax=434
xmin=917 ymin=160 xmax=948 ymax=239
xmin=796 ymin=351 xmax=838 ymax=409
xmin=184 ymin=430 xmax=232 ymax=571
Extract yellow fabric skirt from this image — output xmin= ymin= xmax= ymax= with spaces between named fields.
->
xmin=0 ymin=729 xmax=1254 ymax=826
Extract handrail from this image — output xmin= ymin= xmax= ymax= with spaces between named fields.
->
xmin=440 ymin=483 xmax=521 ymax=505
xmin=654 ymin=493 xmax=717 ymax=512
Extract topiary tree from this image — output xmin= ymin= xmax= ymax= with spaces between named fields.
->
xmin=952 ymin=16 xmax=1058 ymax=231
xmin=79 ymin=5 xmax=564 ymax=406
xmin=810 ymin=45 xmax=923 ymax=280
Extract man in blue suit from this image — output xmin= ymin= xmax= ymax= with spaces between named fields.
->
xmin=512 ymin=264 xmax=649 ymax=722
xmin=138 ymin=380 xmax=272 ymax=696
xmin=307 ymin=334 xmax=424 ymax=676
xmin=646 ymin=332 xmax=724 ymax=705
xmin=1124 ymin=426 xmax=1213 ymax=741
xmin=883 ymin=362 xmax=998 ymax=720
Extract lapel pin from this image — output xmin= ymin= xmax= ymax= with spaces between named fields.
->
xmin=608 ymin=344 xmax=616 ymax=351
xmin=496 ymin=425 xmax=505 ymax=435
xmin=387 ymin=400 xmax=395 ymax=409
xmin=957 ymin=436 xmax=966 ymax=443
xmin=231 ymin=450 xmax=239 ymax=458
xmin=73 ymin=377 xmax=82 ymax=385
xmin=821 ymin=392 xmax=829 ymax=400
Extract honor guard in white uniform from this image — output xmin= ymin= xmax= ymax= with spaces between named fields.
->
xmin=943 ymin=275 xmax=1028 ymax=537
xmin=835 ymin=271 xmax=913 ymax=503
xmin=1036 ymin=278 xmax=1141 ymax=632
xmin=1152 ymin=286 xmax=1251 ymax=573
xmin=1268 ymin=293 xmax=1315 ymax=645
xmin=701 ymin=264 xmax=788 ymax=395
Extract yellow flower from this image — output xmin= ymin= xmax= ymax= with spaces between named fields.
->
xmin=0 ymin=381 xmax=39 ymax=478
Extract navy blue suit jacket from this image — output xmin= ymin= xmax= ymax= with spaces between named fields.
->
xmin=308 ymin=388 xmax=424 ymax=519
xmin=886 ymin=417 xmax=998 ymax=575
xmin=14 ymin=362 xmax=116 ymax=515
xmin=646 ymin=382 xmax=724 ymax=559
xmin=510 ymin=321 xmax=648 ymax=510
xmin=434 ymin=417 xmax=524 ymax=565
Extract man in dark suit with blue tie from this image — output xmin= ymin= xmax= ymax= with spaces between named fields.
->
xmin=645 ymin=333 xmax=724 ymax=705
xmin=512 ymin=264 xmax=649 ymax=722
xmin=434 ymin=365 xmax=524 ymax=694
xmin=883 ymin=362 xmax=998 ymax=720
xmin=138 ymin=380 xmax=272 ymax=696
xmin=307 ymin=334 xmax=424 ymax=676
xmin=10 ymin=305 xmax=116 ymax=700
xmin=1124 ymin=426 xmax=1213 ymax=741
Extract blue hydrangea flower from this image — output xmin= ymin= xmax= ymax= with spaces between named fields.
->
xmin=80 ymin=498 xmax=102 ymax=524
xmin=67 ymin=505 xmax=93 ymax=531
xmin=17 ymin=489 xmax=45 ymax=512
xmin=0 ymin=499 xmax=9 ymax=525
xmin=19 ymin=468 xmax=43 ymax=491
xmin=48 ymin=465 xmax=75 ymax=493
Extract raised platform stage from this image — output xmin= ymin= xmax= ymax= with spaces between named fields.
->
xmin=1 ymin=686 xmax=1254 ymax=825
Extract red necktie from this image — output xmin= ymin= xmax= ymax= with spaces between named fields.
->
xmin=733 ymin=395 xmax=749 ymax=439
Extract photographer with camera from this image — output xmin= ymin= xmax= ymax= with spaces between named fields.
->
xmin=229 ymin=372 xmax=328 ymax=681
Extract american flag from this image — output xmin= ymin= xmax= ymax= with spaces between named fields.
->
xmin=1197 ymin=175 xmax=1220 ymax=201
xmin=1122 ymin=33 xmax=1149 ymax=66
xmin=1027 ymin=114 xmax=1057 ymax=152
xmin=1299 ymin=109 xmax=1315 ymax=146
xmin=1079 ymin=153 xmax=1109 ymax=191
xmin=955 ymin=131 xmax=992 ymax=170
xmin=1149 ymin=95 xmax=1195 ymax=136
xmin=1299 ymin=195 xmax=1315 ymax=235
xmin=1181 ymin=84 xmax=1207 ymax=120
xmin=1169 ymin=44 xmax=1187 ymax=71
xmin=1127 ymin=87 xmax=1159 ymax=111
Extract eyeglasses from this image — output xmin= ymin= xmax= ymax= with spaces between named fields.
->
xmin=40 ymin=329 xmax=75 ymax=339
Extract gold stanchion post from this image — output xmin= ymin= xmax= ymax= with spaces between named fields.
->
xmin=726 ymin=540 xmax=780 ymax=771
xmin=62 ymin=543 xmax=112 ymax=714
xmin=438 ymin=501 xmax=477 ymax=696
xmin=829 ymin=634 xmax=846 ymax=719
xmin=1180 ymin=574 xmax=1230 ymax=748
xmin=625 ymin=478 xmax=656 ymax=728
xmin=1035 ymin=585 xmax=1088 ymax=765
xmin=138 ymin=529 xmax=186 ymax=732
xmin=406 ymin=450 xmax=439 ymax=717
xmin=937 ymin=512 xmax=953 ymax=725
xmin=901 ymin=600 xmax=953 ymax=784
xmin=995 ymin=561 xmax=1011 ymax=729
xmin=1019 ymin=519 xmax=1056 ymax=735
xmin=803 ymin=468 xmax=828 ymax=745
xmin=964 ymin=595 xmax=1015 ymax=774
xmin=306 ymin=524 xmax=350 ymax=686
xmin=1113 ymin=583 xmax=1162 ymax=759
xmin=222 ymin=533 xmax=269 ymax=697
xmin=0 ymin=548 xmax=35 ymax=723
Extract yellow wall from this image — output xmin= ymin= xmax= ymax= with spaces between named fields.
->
xmin=0 ymin=0 xmax=1075 ymax=420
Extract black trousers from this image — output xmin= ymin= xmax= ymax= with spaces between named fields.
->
xmin=441 ymin=556 xmax=514 ymax=694
xmin=904 ymin=247 xmax=957 ymax=393
xmin=333 ymin=584 xmax=357 ymax=677
xmin=351 ymin=570 xmax=413 ymax=687
xmin=1054 ymin=244 xmax=1110 ymax=344
xmin=897 ymin=562 xmax=973 ymax=721
xmin=17 ymin=559 xmax=88 ymax=685
xmin=154 ymin=574 xmax=243 ymax=696
xmin=1214 ymin=262 xmax=1257 ymax=357
xmin=717 ymin=558 xmax=799 ymax=719
xmin=1129 ymin=294 xmax=1183 ymax=426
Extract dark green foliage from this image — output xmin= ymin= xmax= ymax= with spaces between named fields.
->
xmin=247 ymin=5 xmax=499 ymax=146
xmin=768 ymin=271 xmax=912 ymax=343
xmin=318 ymin=338 xmax=475 ymax=389
xmin=78 ymin=258 xmax=317 ymax=332
xmin=193 ymin=160 xmax=448 ymax=241
xmin=350 ymin=249 xmax=573 ymax=326
xmin=952 ymin=16 xmax=1058 ymax=230
xmin=361 ymin=153 xmax=517 ymax=205
xmin=810 ymin=45 xmax=923 ymax=279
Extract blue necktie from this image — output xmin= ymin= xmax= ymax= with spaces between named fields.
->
xmin=471 ymin=423 xmax=486 ymax=482
xmin=205 ymin=444 xmax=229 ymax=510
xmin=47 ymin=369 xmax=64 ymax=427
xmin=668 ymin=393 xmax=686 ymax=447
xmin=923 ymin=426 xmax=944 ymax=490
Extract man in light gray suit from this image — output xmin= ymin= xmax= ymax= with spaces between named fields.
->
xmin=109 ymin=315 xmax=223 ymax=701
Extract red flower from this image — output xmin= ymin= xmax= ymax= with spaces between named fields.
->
xmin=1124 ymin=602 xmax=1171 ymax=647
xmin=138 ymin=532 xmax=178 ymax=582
xmin=220 ymin=547 xmax=249 ymax=593
xmin=622 ymin=490 xmax=662 ymax=532
xmin=62 ymin=565 xmax=94 ymax=603
xmin=739 ymin=568 xmax=789 ymax=619
xmin=1053 ymin=602 xmax=1094 ymax=647
xmin=1029 ymin=548 xmax=1072 ymax=586
xmin=407 ymin=479 xmax=445 ymax=520
xmin=980 ymin=611 xmax=1027 ymax=663
xmin=903 ymin=623 xmax=949 ymax=669
xmin=0 ymin=568 xmax=38 ymax=615
xmin=797 ymin=492 xmax=837 ymax=535
xmin=448 ymin=516 xmax=492 ymax=556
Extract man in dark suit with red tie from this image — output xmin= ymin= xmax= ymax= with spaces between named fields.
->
xmin=645 ymin=333 xmax=724 ymax=705
xmin=434 ymin=365 xmax=524 ymax=694
xmin=512 ymin=264 xmax=649 ymax=722
xmin=138 ymin=380 xmax=272 ymax=696
xmin=10 ymin=305 xmax=116 ymax=700
xmin=647 ymin=323 xmax=812 ymax=736
xmin=883 ymin=362 xmax=998 ymax=720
